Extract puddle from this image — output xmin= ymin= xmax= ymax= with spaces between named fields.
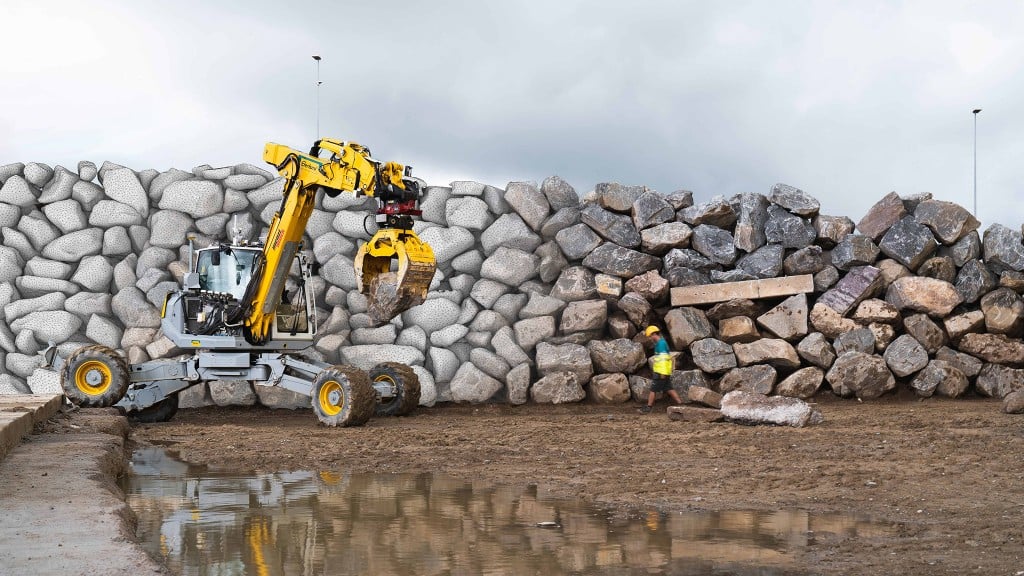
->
xmin=121 ymin=447 xmax=893 ymax=575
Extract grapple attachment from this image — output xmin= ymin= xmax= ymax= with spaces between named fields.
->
xmin=355 ymin=228 xmax=436 ymax=322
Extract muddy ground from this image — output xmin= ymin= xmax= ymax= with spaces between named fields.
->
xmin=132 ymin=391 xmax=1024 ymax=575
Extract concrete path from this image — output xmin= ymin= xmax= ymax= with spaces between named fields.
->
xmin=0 ymin=406 xmax=164 ymax=575
xmin=0 ymin=394 xmax=63 ymax=462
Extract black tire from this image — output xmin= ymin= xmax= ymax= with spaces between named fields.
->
xmin=61 ymin=345 xmax=130 ymax=408
xmin=128 ymin=394 xmax=179 ymax=423
xmin=370 ymin=362 xmax=420 ymax=417
xmin=311 ymin=365 xmax=375 ymax=427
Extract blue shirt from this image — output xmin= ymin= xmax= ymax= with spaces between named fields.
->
xmin=654 ymin=338 xmax=669 ymax=355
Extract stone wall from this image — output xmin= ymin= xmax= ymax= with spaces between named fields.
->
xmin=1 ymin=159 xmax=1023 ymax=411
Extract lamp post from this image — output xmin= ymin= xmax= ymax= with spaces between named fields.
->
xmin=313 ymin=55 xmax=322 ymax=140
xmin=973 ymin=108 xmax=981 ymax=217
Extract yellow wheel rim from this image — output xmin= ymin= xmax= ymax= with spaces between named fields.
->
xmin=375 ymin=374 xmax=395 ymax=386
xmin=318 ymin=380 xmax=344 ymax=416
xmin=75 ymin=360 xmax=113 ymax=396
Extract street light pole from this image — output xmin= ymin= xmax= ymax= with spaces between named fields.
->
xmin=973 ymin=108 xmax=981 ymax=217
xmin=313 ymin=55 xmax=322 ymax=140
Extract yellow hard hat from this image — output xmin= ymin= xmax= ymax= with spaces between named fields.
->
xmin=644 ymin=326 xmax=660 ymax=337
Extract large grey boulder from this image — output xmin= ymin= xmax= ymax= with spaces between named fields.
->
xmin=595 ymin=182 xmax=645 ymax=213
xmin=588 ymin=339 xmax=645 ymax=374
xmin=831 ymin=235 xmax=880 ymax=270
xmin=720 ymin=391 xmax=823 ymax=427
xmin=975 ymin=363 xmax=1024 ymax=398
xmin=530 ymin=371 xmax=585 ymax=404
xmin=913 ymin=200 xmax=980 ymax=245
xmin=401 ymin=295 xmax=462 ymax=332
xmin=89 ymin=199 xmax=145 ymax=228
xmin=559 ymin=299 xmax=607 ymax=333
xmin=41 ymin=199 xmax=87 ymax=234
xmin=955 ymin=259 xmax=997 ymax=304
xmin=102 ymin=168 xmax=151 ymax=217
xmin=541 ymin=176 xmax=579 ymax=211
xmin=539 ymin=206 xmax=581 ymax=240
xmin=71 ymin=255 xmax=114 ymax=292
xmin=492 ymin=326 xmax=532 ymax=367
xmin=631 ymin=191 xmax=675 ymax=231
xmin=504 ymin=181 xmax=550 ymax=231
xmin=826 ymin=352 xmax=896 ymax=399
xmin=582 ymin=243 xmax=660 ymax=278
xmin=112 ymin=287 xmax=162 ymax=328
xmin=10 ymin=310 xmax=82 ymax=343
xmin=690 ymin=338 xmax=737 ymax=374
xmin=159 ymin=180 xmax=224 ymax=218
xmin=680 ymin=196 xmax=736 ymax=228
xmin=445 ymin=197 xmax=493 ymax=231
xmin=41 ymin=229 xmax=103 ymax=262
xmin=883 ymin=334 xmax=929 ymax=377
xmin=555 ymin=223 xmax=603 ymax=261
xmin=339 ymin=344 xmax=424 ymax=371
xmin=0 ymin=175 xmax=38 ymax=207
xmin=983 ymin=224 xmax=1024 ymax=273
xmin=418 ymin=226 xmax=475 ymax=265
xmin=733 ymin=338 xmax=800 ymax=369
xmin=85 ymin=315 xmax=123 ymax=350
xmin=0 ymin=246 xmax=23 ymax=283
xmin=911 ymin=360 xmax=967 ymax=398
xmin=731 ymin=193 xmax=769 ymax=252
xmin=513 ymin=316 xmax=556 ymax=351
xmin=480 ymin=247 xmax=540 ymax=287
xmin=450 ymin=363 xmax=503 ymax=403
xmin=480 ymin=213 xmax=541 ymax=256
xmin=641 ymin=222 xmax=692 ymax=255
xmin=764 ymin=205 xmax=815 ymax=249
xmin=783 ymin=245 xmax=827 ymax=276
xmin=756 ymin=294 xmax=808 ymax=341
xmin=691 ymin=225 xmax=736 ymax=266
xmin=38 ymin=166 xmax=77 ymax=203
xmin=536 ymin=342 xmax=593 ymax=383
xmin=736 ymin=244 xmax=784 ymax=279
xmin=769 ymin=183 xmax=820 ymax=217
xmin=878 ymin=216 xmax=937 ymax=269
xmin=209 ymin=380 xmax=257 ymax=406
xmin=664 ymin=307 xmax=713 ymax=349
xmin=470 ymin=348 xmax=511 ymax=382
xmin=581 ymin=203 xmax=641 ymax=248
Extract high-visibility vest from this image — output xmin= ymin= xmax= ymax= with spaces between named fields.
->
xmin=652 ymin=353 xmax=673 ymax=376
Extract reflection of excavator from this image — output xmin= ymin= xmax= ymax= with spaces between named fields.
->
xmin=55 ymin=139 xmax=437 ymax=427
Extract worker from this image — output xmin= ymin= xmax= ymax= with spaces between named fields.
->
xmin=639 ymin=326 xmax=683 ymax=413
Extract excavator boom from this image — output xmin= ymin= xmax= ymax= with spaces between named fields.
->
xmin=244 ymin=139 xmax=436 ymax=344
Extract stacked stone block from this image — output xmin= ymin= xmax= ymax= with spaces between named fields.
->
xmin=1 ymin=158 xmax=1023 ymax=412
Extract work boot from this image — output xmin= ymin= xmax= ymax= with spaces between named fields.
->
xmin=638 ymin=405 xmax=652 ymax=414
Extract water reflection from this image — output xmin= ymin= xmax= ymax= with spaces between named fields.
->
xmin=122 ymin=447 xmax=891 ymax=576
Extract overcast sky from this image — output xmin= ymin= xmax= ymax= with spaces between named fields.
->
xmin=1 ymin=0 xmax=1020 ymax=228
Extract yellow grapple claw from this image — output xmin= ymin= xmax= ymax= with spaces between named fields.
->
xmin=355 ymin=228 xmax=436 ymax=322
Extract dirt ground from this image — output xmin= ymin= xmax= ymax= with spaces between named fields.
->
xmin=132 ymin=391 xmax=1024 ymax=575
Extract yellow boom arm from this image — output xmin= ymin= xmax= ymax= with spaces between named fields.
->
xmin=243 ymin=139 xmax=435 ymax=345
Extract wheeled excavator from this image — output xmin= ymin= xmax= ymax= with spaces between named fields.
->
xmin=54 ymin=139 xmax=437 ymax=427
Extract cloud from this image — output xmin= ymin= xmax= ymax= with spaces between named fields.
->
xmin=1 ymin=0 xmax=1022 ymax=228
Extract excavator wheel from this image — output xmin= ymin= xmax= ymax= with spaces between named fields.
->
xmin=128 ymin=394 xmax=180 ymax=424
xmin=61 ymin=345 xmax=130 ymax=408
xmin=311 ymin=365 xmax=375 ymax=427
xmin=370 ymin=362 xmax=420 ymax=417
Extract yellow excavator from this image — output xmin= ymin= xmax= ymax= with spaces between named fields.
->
xmin=54 ymin=139 xmax=437 ymax=427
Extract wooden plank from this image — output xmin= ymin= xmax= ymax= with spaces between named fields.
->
xmin=670 ymin=275 xmax=815 ymax=307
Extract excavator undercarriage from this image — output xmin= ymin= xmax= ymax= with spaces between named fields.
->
xmin=56 ymin=139 xmax=436 ymax=427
